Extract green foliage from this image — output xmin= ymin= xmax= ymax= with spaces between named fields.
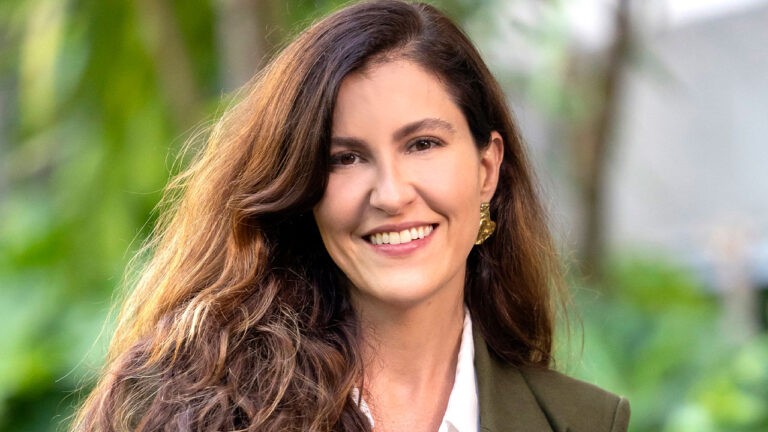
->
xmin=0 ymin=0 xmax=196 ymax=429
xmin=569 ymin=254 xmax=768 ymax=432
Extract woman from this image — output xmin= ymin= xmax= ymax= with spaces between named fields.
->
xmin=71 ymin=1 xmax=629 ymax=431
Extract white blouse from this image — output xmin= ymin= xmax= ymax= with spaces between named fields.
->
xmin=351 ymin=306 xmax=479 ymax=432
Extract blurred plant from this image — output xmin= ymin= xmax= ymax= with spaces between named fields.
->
xmin=569 ymin=252 xmax=768 ymax=432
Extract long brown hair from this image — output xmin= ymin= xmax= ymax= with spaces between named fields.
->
xmin=70 ymin=1 xmax=563 ymax=430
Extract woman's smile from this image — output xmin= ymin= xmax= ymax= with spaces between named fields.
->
xmin=364 ymin=223 xmax=438 ymax=257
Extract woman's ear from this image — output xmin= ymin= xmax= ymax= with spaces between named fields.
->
xmin=479 ymin=131 xmax=504 ymax=202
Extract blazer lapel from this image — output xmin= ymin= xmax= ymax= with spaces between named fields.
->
xmin=473 ymin=324 xmax=554 ymax=432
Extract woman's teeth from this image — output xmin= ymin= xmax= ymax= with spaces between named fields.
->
xmin=368 ymin=225 xmax=434 ymax=245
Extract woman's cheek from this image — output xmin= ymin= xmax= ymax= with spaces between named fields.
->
xmin=420 ymin=154 xmax=478 ymax=202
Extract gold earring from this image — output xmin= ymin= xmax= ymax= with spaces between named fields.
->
xmin=475 ymin=202 xmax=496 ymax=245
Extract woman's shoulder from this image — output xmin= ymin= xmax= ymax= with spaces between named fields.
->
xmin=517 ymin=367 xmax=630 ymax=432
xmin=472 ymin=324 xmax=629 ymax=431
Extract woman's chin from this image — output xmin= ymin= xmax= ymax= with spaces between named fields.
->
xmin=351 ymin=279 xmax=444 ymax=310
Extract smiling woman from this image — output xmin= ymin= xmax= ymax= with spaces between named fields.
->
xmin=70 ymin=1 xmax=628 ymax=432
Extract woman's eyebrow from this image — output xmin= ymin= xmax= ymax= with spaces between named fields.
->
xmin=330 ymin=117 xmax=455 ymax=148
xmin=392 ymin=117 xmax=455 ymax=141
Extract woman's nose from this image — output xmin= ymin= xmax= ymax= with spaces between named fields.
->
xmin=368 ymin=161 xmax=416 ymax=215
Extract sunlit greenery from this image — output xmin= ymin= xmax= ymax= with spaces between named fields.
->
xmin=570 ymin=255 xmax=768 ymax=432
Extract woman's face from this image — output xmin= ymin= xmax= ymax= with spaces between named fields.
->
xmin=313 ymin=59 xmax=503 ymax=310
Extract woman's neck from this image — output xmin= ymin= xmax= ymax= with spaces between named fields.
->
xmin=351 ymin=278 xmax=466 ymax=430
xmin=359 ymin=298 xmax=464 ymax=383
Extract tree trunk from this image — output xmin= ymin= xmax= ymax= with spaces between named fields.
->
xmin=216 ymin=0 xmax=282 ymax=92
xmin=135 ymin=0 xmax=203 ymax=129
xmin=576 ymin=0 xmax=633 ymax=282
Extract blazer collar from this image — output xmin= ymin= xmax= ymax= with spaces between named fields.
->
xmin=472 ymin=324 xmax=553 ymax=432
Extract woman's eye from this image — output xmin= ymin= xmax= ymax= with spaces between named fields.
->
xmin=331 ymin=152 xmax=360 ymax=166
xmin=409 ymin=139 xmax=440 ymax=152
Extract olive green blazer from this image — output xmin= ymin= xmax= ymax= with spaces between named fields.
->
xmin=473 ymin=325 xmax=630 ymax=432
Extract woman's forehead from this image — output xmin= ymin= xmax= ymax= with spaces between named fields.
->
xmin=331 ymin=60 xmax=469 ymax=139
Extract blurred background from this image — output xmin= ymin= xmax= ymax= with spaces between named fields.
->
xmin=1 ymin=0 xmax=766 ymax=430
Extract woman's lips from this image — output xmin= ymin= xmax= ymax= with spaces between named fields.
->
xmin=365 ymin=224 xmax=437 ymax=257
